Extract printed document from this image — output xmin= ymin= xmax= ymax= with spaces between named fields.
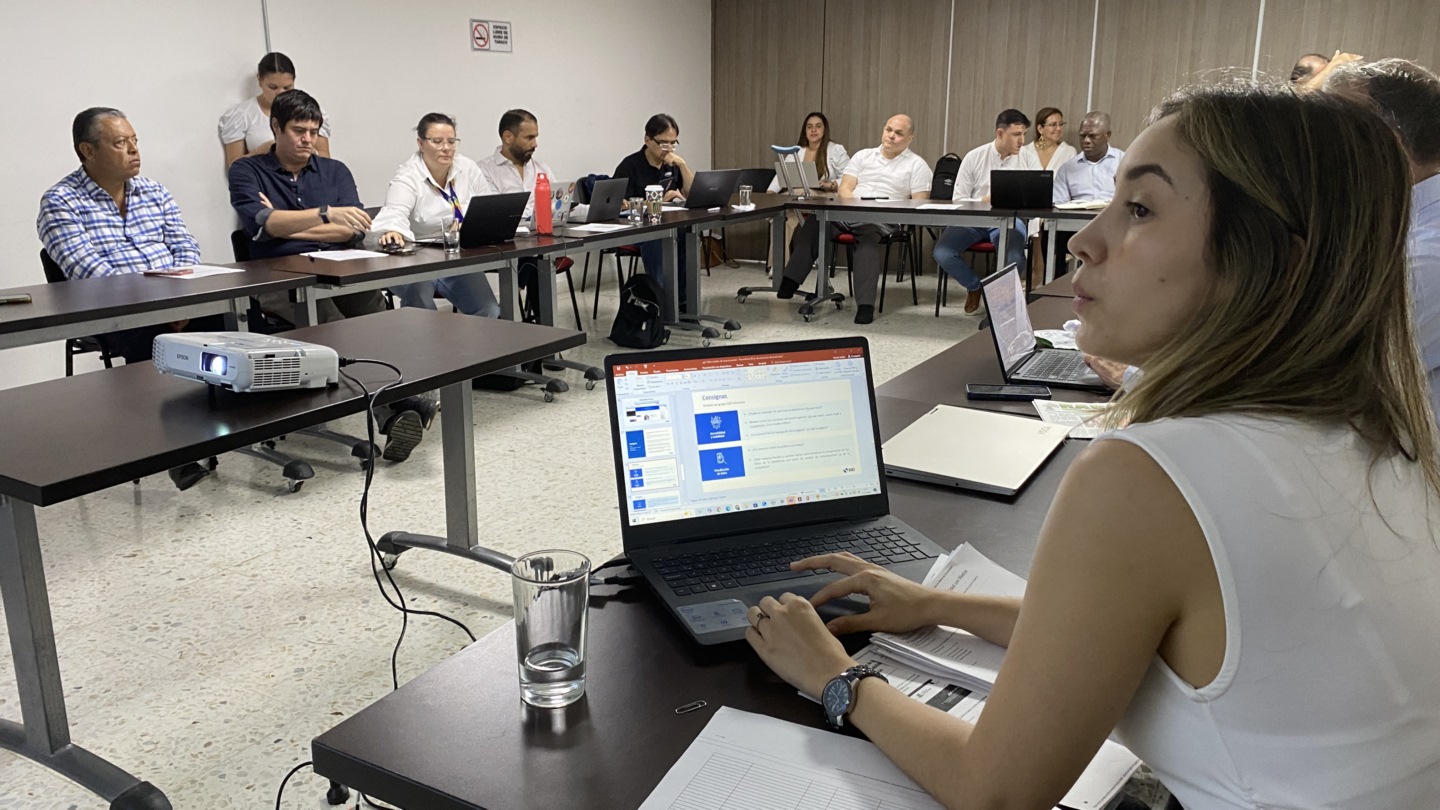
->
xmin=301 ymin=249 xmax=389 ymax=261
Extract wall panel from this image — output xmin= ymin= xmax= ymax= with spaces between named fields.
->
xmin=1090 ymin=0 xmax=1260 ymax=146
xmin=1257 ymin=0 xmax=1440 ymax=83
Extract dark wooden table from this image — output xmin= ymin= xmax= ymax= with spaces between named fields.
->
xmin=0 ymin=268 xmax=313 ymax=350
xmin=0 ymin=308 xmax=584 ymax=808
xmin=1036 ymin=273 xmax=1075 ymax=298
xmin=310 ymin=296 xmax=1107 ymax=809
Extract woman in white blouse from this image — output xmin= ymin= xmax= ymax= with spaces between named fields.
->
xmin=770 ymin=112 xmax=849 ymax=272
xmin=742 ymin=85 xmax=1440 ymax=809
xmin=219 ymin=53 xmax=331 ymax=167
xmin=1019 ymin=107 xmax=1077 ymax=170
xmin=372 ymin=113 xmax=500 ymax=318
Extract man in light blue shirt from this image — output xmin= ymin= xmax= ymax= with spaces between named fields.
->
xmin=1052 ymin=112 xmax=1123 ymax=206
xmin=1327 ymin=59 xmax=1440 ymax=415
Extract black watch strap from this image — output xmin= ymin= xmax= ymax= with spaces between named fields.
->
xmin=318 ymin=204 xmax=330 ymax=224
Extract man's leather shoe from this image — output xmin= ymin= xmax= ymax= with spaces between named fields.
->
xmin=964 ymin=290 xmax=983 ymax=314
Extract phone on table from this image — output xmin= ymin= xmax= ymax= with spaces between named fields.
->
xmin=142 ymin=268 xmax=193 ymax=276
xmin=0 ymin=293 xmax=33 ymax=305
xmin=965 ymin=383 xmax=1052 ymax=401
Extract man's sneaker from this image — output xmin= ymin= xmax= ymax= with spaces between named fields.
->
xmin=381 ymin=410 xmax=424 ymax=462
xmin=393 ymin=395 xmax=439 ymax=429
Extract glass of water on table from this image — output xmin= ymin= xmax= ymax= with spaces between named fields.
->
xmin=512 ymin=549 xmax=591 ymax=707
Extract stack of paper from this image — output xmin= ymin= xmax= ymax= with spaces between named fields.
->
xmin=1055 ymin=199 xmax=1109 ymax=210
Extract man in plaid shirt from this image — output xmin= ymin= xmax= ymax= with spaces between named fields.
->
xmin=37 ymin=107 xmax=222 ymax=364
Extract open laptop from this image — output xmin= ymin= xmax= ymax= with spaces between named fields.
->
xmin=457 ymin=192 xmax=531 ymax=248
xmin=774 ymin=159 xmax=826 ymax=191
xmin=571 ymin=177 xmax=627 ymax=224
xmin=680 ymin=169 xmax=744 ymax=209
xmin=990 ymin=169 xmax=1054 ymax=209
xmin=606 ymin=337 xmax=946 ymax=645
xmin=980 ymin=264 xmax=1108 ymax=391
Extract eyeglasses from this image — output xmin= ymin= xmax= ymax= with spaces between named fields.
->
xmin=425 ymin=138 xmax=461 ymax=147
xmin=650 ymin=138 xmax=679 ymax=148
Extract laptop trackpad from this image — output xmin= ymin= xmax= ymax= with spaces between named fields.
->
xmin=760 ymin=580 xmax=870 ymax=622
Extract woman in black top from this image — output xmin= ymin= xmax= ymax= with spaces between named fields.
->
xmin=613 ymin=114 xmax=695 ymax=304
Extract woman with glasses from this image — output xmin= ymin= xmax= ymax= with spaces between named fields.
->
xmin=613 ymin=113 xmax=694 ymax=303
xmin=219 ymin=52 xmax=331 ymax=168
xmin=372 ymin=112 xmax=501 ymax=318
xmin=1019 ymin=107 xmax=1077 ymax=170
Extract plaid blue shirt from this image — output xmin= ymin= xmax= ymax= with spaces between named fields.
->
xmin=37 ymin=167 xmax=200 ymax=279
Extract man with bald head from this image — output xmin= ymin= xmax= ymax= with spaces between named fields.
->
xmin=1049 ymin=111 xmax=1124 ymax=271
xmin=778 ymin=113 xmax=930 ymax=324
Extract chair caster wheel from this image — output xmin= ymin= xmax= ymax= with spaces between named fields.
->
xmin=326 ymin=781 xmax=350 ymax=805
xmin=204 ymin=456 xmax=219 ymax=471
xmin=736 ymin=294 xmax=748 ymax=303
xmin=285 ymin=479 xmax=304 ymax=493
xmin=723 ymin=319 xmax=742 ymax=332
xmin=544 ymin=391 xmax=556 ymax=402
xmin=381 ymin=553 xmax=400 ymax=571
xmin=585 ymin=380 xmax=597 ymax=390
xmin=802 ymin=314 xmax=813 ymax=322
xmin=702 ymin=338 xmax=712 ymax=347
xmin=723 ymin=331 xmax=733 ymax=339
xmin=834 ymin=301 xmax=844 ymax=310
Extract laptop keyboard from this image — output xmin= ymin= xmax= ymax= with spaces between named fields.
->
xmin=651 ymin=526 xmax=937 ymax=597
xmin=1022 ymin=350 xmax=1090 ymax=382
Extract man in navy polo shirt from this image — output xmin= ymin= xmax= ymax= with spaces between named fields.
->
xmin=229 ymin=89 xmax=429 ymax=461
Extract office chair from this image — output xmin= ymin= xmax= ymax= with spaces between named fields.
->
xmin=230 ymin=230 xmax=376 ymax=475
xmin=39 ymin=249 xmax=120 ymax=376
xmin=825 ymin=227 xmax=919 ymax=315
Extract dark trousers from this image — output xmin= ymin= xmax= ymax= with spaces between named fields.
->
xmin=638 ymin=238 xmax=688 ymax=306
xmin=104 ymin=314 xmax=229 ymax=364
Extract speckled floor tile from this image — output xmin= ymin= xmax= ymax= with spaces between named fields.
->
xmin=0 ymin=261 xmax=969 ymax=807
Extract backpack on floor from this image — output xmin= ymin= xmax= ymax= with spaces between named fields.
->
xmin=608 ymin=273 xmax=670 ymax=349
xmin=930 ymin=152 xmax=962 ymax=201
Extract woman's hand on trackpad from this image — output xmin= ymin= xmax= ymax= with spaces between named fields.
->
xmin=792 ymin=552 xmax=940 ymax=636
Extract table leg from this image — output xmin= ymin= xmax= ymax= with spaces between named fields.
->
xmin=0 ymin=495 xmax=170 ymax=808
xmin=996 ymin=218 xmax=1010 ymax=283
xmin=498 ymin=263 xmax=517 ymax=322
xmin=1045 ymin=219 xmax=1058 ymax=285
xmin=224 ymin=297 xmax=248 ymax=332
xmin=816 ymin=211 xmax=833 ymax=300
xmin=375 ymin=382 xmax=513 ymax=573
xmin=534 ymin=255 xmax=556 ymax=327
xmin=661 ymin=234 xmax=680 ymax=324
xmin=292 ymin=287 xmax=319 ymax=327
xmin=770 ymin=212 xmax=786 ymax=291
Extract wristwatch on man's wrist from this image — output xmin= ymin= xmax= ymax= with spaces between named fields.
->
xmin=822 ymin=663 xmax=888 ymax=729
xmin=318 ymin=204 xmax=330 ymax=224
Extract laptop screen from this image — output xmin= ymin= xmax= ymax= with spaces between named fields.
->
xmin=608 ymin=342 xmax=885 ymax=539
xmin=981 ymin=264 xmax=1037 ymax=374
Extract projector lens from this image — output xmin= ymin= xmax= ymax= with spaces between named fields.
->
xmin=202 ymin=352 xmax=227 ymax=375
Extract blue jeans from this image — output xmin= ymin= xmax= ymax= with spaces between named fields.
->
xmin=394 ymin=273 xmax=500 ymax=318
xmin=638 ymin=238 xmax=688 ymax=305
xmin=933 ymin=222 xmax=1027 ymax=291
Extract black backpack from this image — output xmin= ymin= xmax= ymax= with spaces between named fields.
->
xmin=930 ymin=152 xmax=962 ymax=201
xmin=608 ymin=273 xmax=670 ymax=349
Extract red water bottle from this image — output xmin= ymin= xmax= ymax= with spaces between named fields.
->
xmin=535 ymin=173 xmax=552 ymax=235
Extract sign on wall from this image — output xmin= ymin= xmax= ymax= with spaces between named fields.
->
xmin=470 ymin=19 xmax=513 ymax=53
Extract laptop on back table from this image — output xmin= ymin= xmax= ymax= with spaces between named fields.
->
xmin=980 ymin=264 xmax=1108 ymax=391
xmin=606 ymin=337 xmax=946 ymax=644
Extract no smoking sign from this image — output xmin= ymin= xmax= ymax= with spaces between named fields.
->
xmin=470 ymin=19 xmax=513 ymax=53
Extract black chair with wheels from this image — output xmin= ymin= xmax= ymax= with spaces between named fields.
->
xmin=39 ymin=250 xmax=121 ymax=376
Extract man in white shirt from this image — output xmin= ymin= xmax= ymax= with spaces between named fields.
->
xmin=1049 ymin=111 xmax=1124 ymax=270
xmin=777 ymin=114 xmax=930 ymax=324
xmin=1327 ymin=59 xmax=1440 ymax=414
xmin=478 ymin=109 xmax=556 ymax=320
xmin=933 ymin=109 xmax=1030 ymax=313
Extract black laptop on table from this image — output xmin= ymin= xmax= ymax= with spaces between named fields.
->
xmin=566 ymin=176 xmax=628 ymax=226
xmin=457 ymin=191 xmax=531 ymax=248
xmin=605 ymin=337 xmax=946 ymax=645
xmin=737 ymin=167 xmax=776 ymax=192
xmin=980 ymin=263 xmax=1108 ymax=391
xmin=681 ymin=169 xmax=744 ymax=210
xmin=990 ymin=169 xmax=1054 ymax=209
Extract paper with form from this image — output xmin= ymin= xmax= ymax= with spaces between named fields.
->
xmin=640 ymin=706 xmax=944 ymax=810
xmin=301 ymin=249 xmax=389 ymax=261
xmin=566 ymin=223 xmax=633 ymax=233
xmin=167 ymin=265 xmax=245 ymax=279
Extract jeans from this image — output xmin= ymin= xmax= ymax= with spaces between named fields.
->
xmin=781 ymin=218 xmax=889 ymax=307
xmin=933 ymin=221 xmax=1027 ymax=291
xmin=638 ymin=237 xmax=688 ymax=306
xmin=394 ymin=273 xmax=500 ymax=318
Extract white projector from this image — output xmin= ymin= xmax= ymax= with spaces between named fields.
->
xmin=152 ymin=332 xmax=340 ymax=392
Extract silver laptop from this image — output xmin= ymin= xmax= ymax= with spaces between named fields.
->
xmin=774 ymin=159 xmax=826 ymax=191
xmin=605 ymin=337 xmax=945 ymax=645
xmin=980 ymin=264 xmax=1108 ymax=391
xmin=883 ymin=404 xmax=1068 ymax=496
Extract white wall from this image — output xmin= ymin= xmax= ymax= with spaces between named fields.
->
xmin=0 ymin=0 xmax=712 ymax=389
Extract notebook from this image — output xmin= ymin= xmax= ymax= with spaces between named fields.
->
xmin=605 ymin=337 xmax=946 ymax=644
xmin=882 ymin=405 xmax=1068 ymax=496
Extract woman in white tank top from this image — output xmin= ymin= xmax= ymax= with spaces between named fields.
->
xmin=741 ymin=84 xmax=1440 ymax=809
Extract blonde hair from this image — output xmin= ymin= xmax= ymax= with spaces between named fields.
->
xmin=1109 ymin=83 xmax=1440 ymax=497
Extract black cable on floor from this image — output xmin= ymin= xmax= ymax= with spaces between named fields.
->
xmin=340 ymin=359 xmax=476 ymax=691
xmin=274 ymin=760 xmax=313 ymax=809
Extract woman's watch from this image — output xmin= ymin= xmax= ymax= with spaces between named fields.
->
xmin=318 ymin=204 xmax=330 ymax=224
xmin=822 ymin=663 xmax=888 ymax=729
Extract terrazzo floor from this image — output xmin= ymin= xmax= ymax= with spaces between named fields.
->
xmin=0 ymin=259 xmax=982 ymax=808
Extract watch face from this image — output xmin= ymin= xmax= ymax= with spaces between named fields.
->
xmin=822 ymin=677 xmax=851 ymax=717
